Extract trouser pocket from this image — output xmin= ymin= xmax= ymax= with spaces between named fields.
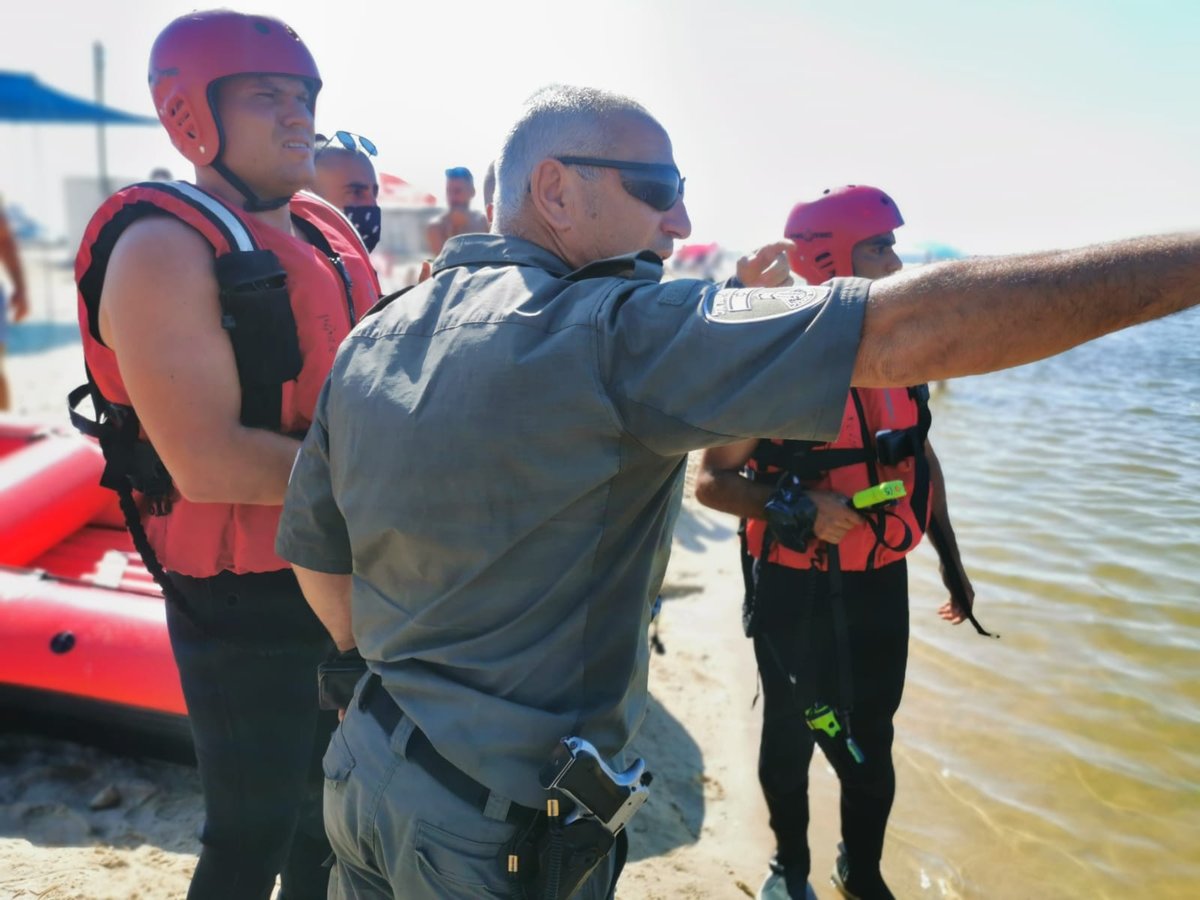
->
xmin=414 ymin=819 xmax=515 ymax=899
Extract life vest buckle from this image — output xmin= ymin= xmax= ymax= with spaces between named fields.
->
xmin=874 ymin=426 xmax=921 ymax=466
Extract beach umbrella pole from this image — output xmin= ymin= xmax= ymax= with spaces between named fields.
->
xmin=93 ymin=42 xmax=110 ymax=196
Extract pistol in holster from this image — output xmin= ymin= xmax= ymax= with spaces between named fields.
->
xmin=504 ymin=736 xmax=652 ymax=899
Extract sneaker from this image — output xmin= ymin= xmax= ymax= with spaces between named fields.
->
xmin=758 ymin=856 xmax=817 ymax=900
xmin=830 ymin=842 xmax=894 ymax=900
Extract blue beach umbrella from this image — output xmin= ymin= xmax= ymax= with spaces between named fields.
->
xmin=0 ymin=72 xmax=156 ymax=124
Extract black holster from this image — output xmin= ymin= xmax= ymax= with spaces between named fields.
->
xmin=506 ymin=810 xmax=621 ymax=900
xmin=317 ymin=647 xmax=368 ymax=711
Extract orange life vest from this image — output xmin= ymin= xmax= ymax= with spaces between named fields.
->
xmin=74 ymin=182 xmax=380 ymax=578
xmin=745 ymin=386 xmax=932 ymax=572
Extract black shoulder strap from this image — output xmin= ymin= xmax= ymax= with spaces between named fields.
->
xmin=750 ymin=438 xmax=871 ymax=480
xmin=292 ymin=213 xmax=358 ymax=327
xmin=907 ymin=384 xmax=933 ymax=533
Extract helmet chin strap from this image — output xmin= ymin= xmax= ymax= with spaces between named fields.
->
xmin=211 ymin=158 xmax=291 ymax=212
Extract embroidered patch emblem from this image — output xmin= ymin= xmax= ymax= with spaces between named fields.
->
xmin=703 ymin=286 xmax=831 ymax=324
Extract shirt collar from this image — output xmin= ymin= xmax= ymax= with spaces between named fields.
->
xmin=433 ymin=233 xmax=574 ymax=278
xmin=433 ymin=234 xmax=666 ymax=285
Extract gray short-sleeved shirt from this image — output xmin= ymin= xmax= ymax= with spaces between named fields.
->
xmin=277 ymin=233 xmax=867 ymax=807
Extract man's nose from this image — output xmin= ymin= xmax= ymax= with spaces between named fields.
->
xmin=885 ymin=249 xmax=903 ymax=275
xmin=663 ymin=199 xmax=692 ymax=240
xmin=282 ymin=96 xmax=314 ymax=127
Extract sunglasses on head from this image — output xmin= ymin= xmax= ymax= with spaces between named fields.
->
xmin=315 ymin=131 xmax=378 ymax=157
xmin=555 ymin=156 xmax=685 ymax=211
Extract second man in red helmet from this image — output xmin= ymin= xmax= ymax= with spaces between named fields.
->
xmin=696 ymin=186 xmax=977 ymax=900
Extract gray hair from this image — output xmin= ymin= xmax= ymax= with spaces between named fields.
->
xmin=494 ymin=85 xmax=650 ymax=232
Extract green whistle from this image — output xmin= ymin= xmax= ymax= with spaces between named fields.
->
xmin=852 ymin=480 xmax=906 ymax=510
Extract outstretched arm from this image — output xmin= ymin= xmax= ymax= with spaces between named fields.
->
xmin=854 ymin=234 xmax=1200 ymax=387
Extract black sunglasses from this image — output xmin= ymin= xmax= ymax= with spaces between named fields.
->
xmin=315 ymin=130 xmax=378 ymax=157
xmin=555 ymin=156 xmax=685 ymax=211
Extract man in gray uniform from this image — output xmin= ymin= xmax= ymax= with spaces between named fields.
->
xmin=277 ymin=85 xmax=1200 ymax=900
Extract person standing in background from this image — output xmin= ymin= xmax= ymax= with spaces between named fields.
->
xmin=425 ymin=165 xmax=490 ymax=254
xmin=0 ymin=199 xmax=29 ymax=412
xmin=313 ymin=131 xmax=382 ymax=252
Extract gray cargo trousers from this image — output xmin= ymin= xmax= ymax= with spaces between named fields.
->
xmin=322 ymin=694 xmax=616 ymax=899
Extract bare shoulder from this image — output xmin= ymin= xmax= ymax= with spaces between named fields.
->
xmin=108 ymin=215 xmax=213 ymax=274
xmin=100 ymin=215 xmax=218 ymax=346
xmin=471 ymin=211 xmax=490 ymax=232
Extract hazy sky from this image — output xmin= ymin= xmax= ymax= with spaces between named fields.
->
xmin=1 ymin=0 xmax=1195 ymax=254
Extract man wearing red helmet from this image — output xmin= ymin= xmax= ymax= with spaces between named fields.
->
xmin=70 ymin=11 xmax=379 ymax=900
xmin=696 ymin=186 xmax=973 ymax=900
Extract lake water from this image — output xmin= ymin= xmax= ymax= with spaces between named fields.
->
xmin=893 ymin=307 xmax=1199 ymax=898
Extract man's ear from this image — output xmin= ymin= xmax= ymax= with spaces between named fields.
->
xmin=528 ymin=158 xmax=574 ymax=232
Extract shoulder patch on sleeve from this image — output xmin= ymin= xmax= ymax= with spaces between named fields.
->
xmin=703 ymin=285 xmax=833 ymax=324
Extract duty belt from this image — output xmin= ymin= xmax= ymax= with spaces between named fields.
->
xmin=359 ymin=674 xmax=541 ymax=826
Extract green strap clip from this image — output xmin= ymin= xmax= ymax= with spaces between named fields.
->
xmin=805 ymin=703 xmax=865 ymax=764
xmin=852 ymin=479 xmax=906 ymax=510
xmin=805 ymin=703 xmax=842 ymax=738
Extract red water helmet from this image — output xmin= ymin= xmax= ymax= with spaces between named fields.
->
xmin=149 ymin=10 xmax=321 ymax=167
xmin=784 ymin=185 xmax=904 ymax=284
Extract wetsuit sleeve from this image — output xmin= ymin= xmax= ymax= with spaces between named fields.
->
xmin=276 ymin=378 xmax=353 ymax=574
xmin=596 ymin=277 xmax=868 ymax=456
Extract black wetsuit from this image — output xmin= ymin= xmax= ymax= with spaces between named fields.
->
xmin=752 ymin=557 xmax=909 ymax=898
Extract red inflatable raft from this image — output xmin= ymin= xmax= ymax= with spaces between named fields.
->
xmin=0 ymin=416 xmax=188 ymax=750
